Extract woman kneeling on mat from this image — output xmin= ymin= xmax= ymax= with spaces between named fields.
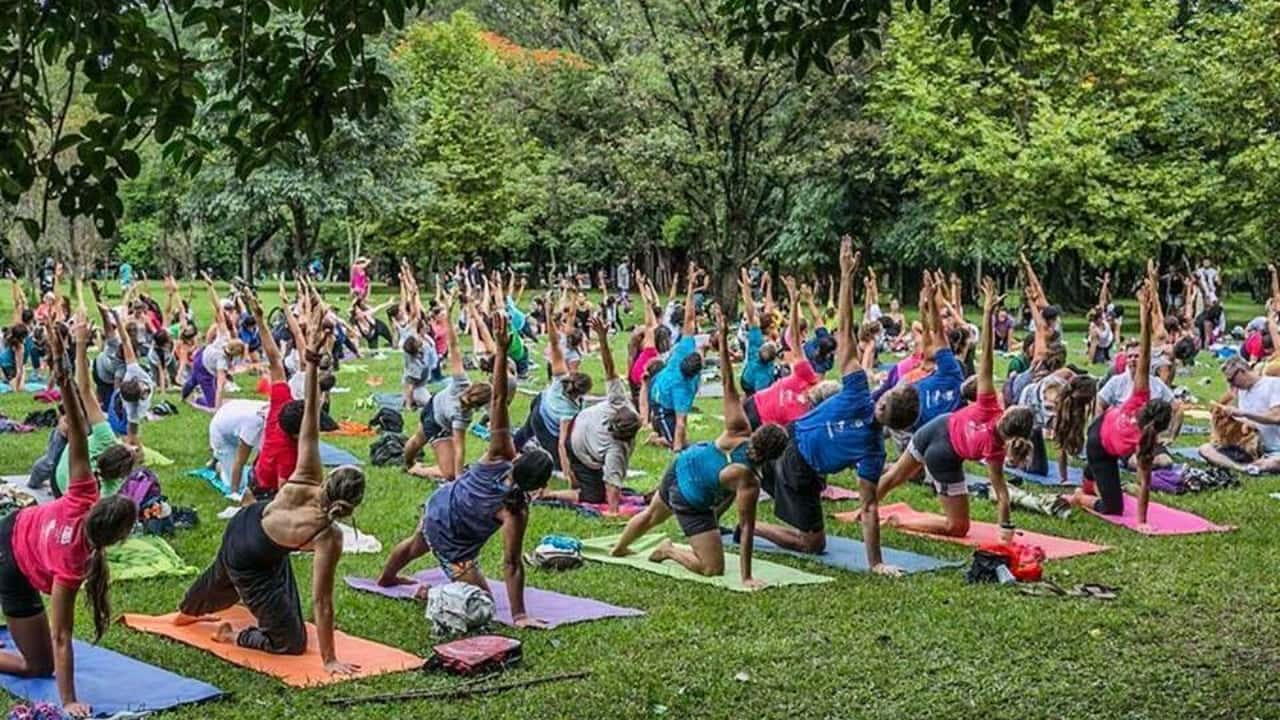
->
xmin=875 ymin=278 xmax=1035 ymax=538
xmin=175 ymin=311 xmax=366 ymax=675
xmin=1066 ymin=279 xmax=1169 ymax=527
xmin=377 ymin=313 xmax=555 ymax=628
xmin=610 ymin=306 xmax=788 ymax=589
xmin=0 ymin=314 xmax=136 ymax=718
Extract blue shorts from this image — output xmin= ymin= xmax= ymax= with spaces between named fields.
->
xmin=419 ymin=515 xmax=478 ymax=581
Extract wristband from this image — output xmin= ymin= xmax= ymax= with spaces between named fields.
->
xmin=999 ymin=521 xmax=1015 ymax=531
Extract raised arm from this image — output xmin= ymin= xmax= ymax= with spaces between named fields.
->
xmin=1134 ymin=279 xmax=1153 ymax=395
xmin=977 ymin=277 xmax=999 ymax=396
xmin=595 ymin=315 xmax=617 ymax=381
xmin=739 ymin=269 xmax=758 ymax=329
xmin=486 ymin=312 xmax=515 ymax=461
xmin=445 ymin=293 xmax=465 ymax=377
xmin=546 ymin=294 xmax=567 ymax=376
xmin=834 ymin=235 xmax=862 ymax=375
xmin=784 ymin=276 xmax=803 ymax=365
xmin=682 ymin=263 xmax=699 ymax=338
xmin=715 ymin=306 xmax=751 ymax=438
xmin=290 ymin=306 xmax=332 ymax=485
xmin=246 ymin=293 xmax=285 ymax=382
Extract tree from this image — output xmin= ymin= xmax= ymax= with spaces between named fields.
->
xmin=1 ymin=0 xmax=428 ymax=242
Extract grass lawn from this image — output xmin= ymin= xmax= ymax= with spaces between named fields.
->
xmin=0 ymin=282 xmax=1277 ymax=719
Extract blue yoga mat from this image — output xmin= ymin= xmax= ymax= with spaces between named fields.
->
xmin=319 ymin=441 xmax=362 ymax=467
xmin=1171 ymin=446 xmax=1204 ymax=462
xmin=0 ymin=628 xmax=223 ymax=716
xmin=370 ymin=392 xmax=404 ymax=410
xmin=721 ymin=532 xmax=960 ymax=574
xmin=185 ymin=467 xmax=240 ymax=497
xmin=1001 ymin=464 xmax=1085 ymax=487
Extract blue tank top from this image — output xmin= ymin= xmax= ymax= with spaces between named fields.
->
xmin=675 ymin=441 xmax=753 ymax=511
xmin=425 ymin=459 xmax=515 ymax=563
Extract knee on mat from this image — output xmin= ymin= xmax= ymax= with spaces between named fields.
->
xmin=799 ymin=533 xmax=826 ymax=554
xmin=941 ymin=519 xmax=970 ymax=538
xmin=22 ymin=658 xmax=53 ymax=678
xmin=277 ymin=631 xmax=308 ymax=656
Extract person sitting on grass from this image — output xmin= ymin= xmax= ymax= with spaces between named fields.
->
xmin=0 ymin=313 xmax=136 ymax=718
xmin=377 ymin=313 xmax=553 ymax=628
xmin=874 ymin=277 xmax=1034 ymax=540
xmin=513 ymin=292 xmax=593 ymax=472
xmin=1065 ymin=279 xmax=1170 ymax=527
xmin=648 ymin=263 xmax=704 ymax=451
xmin=1 ymin=272 xmax=28 ymax=391
xmin=754 ymin=239 xmax=918 ymax=574
xmin=609 ymin=305 xmax=789 ymax=589
xmin=539 ymin=316 xmax=641 ymax=515
xmin=404 ymin=293 xmax=491 ymax=481
xmin=1198 ymin=356 xmax=1280 ymax=475
xmin=174 ymin=310 xmax=366 ymax=674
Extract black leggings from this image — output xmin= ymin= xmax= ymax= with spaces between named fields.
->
xmin=1084 ymin=417 xmax=1124 ymax=515
xmin=361 ymin=319 xmax=394 ymax=350
xmin=180 ymin=503 xmax=306 ymax=655
xmin=1027 ymin=426 xmax=1049 ymax=477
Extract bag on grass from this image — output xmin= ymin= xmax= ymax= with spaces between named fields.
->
xmin=425 ymin=581 xmax=495 ymax=637
xmin=369 ymin=407 xmax=404 ymax=434
xmin=369 ymin=432 xmax=408 ymax=466
xmin=426 ymin=635 xmax=523 ymax=675
xmin=1149 ymin=466 xmax=1186 ymax=494
xmin=526 ymin=534 xmax=584 ymax=571
xmin=120 ymin=467 xmax=162 ymax=507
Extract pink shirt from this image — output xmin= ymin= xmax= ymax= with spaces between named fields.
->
xmin=13 ymin=472 xmax=99 ymax=593
xmin=947 ymin=391 xmax=1006 ymax=464
xmin=350 ymin=266 xmax=370 ymax=298
xmin=1101 ymin=388 xmax=1150 ymax=458
xmin=752 ymin=360 xmax=820 ymax=425
xmin=629 ymin=347 xmax=660 ymax=386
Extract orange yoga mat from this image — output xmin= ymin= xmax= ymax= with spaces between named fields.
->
xmin=833 ymin=503 xmax=1109 ymax=560
xmin=122 ymin=606 xmax=423 ymax=687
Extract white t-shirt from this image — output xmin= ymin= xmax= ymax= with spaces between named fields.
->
xmin=1099 ymin=372 xmax=1174 ymax=408
xmin=1196 ymin=267 xmax=1219 ymax=303
xmin=121 ymin=362 xmax=154 ymax=423
xmin=208 ymin=399 xmax=268 ymax=456
xmin=1239 ymin=377 xmax=1280 ymax=454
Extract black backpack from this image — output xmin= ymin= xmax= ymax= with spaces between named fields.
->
xmin=370 ymin=432 xmax=408 ymax=466
xmin=369 ymin=407 xmax=404 ymax=435
xmin=22 ymin=409 xmax=58 ymax=429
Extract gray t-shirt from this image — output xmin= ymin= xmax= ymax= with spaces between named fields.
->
xmin=433 ymin=374 xmax=474 ymax=431
xmin=121 ymin=362 xmax=154 ymax=423
xmin=570 ymin=378 xmax=634 ymax=487
xmin=402 ymin=340 xmax=438 ymax=387
xmin=94 ymin=336 xmax=125 ymax=384
xmin=1099 ymin=372 xmax=1173 ymax=408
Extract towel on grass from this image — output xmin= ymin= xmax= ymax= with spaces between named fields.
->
xmin=107 ymin=535 xmax=199 ymax=582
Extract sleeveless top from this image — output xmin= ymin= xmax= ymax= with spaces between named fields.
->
xmin=425 ymin=460 xmax=515 ymax=563
xmin=674 ymin=441 xmax=753 ymax=511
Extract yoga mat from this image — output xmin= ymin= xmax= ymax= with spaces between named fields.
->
xmin=370 ymin=392 xmax=405 ymax=410
xmin=820 ymin=485 xmax=858 ymax=501
xmin=534 ymin=497 xmax=646 ymax=518
xmin=834 ymin=503 xmax=1109 ymax=560
xmin=1083 ymin=495 xmax=1234 ymax=535
xmin=721 ymin=532 xmax=960 ymax=575
xmin=0 ymin=627 xmax=224 ymax=716
xmin=108 ymin=535 xmax=199 ymax=582
xmin=122 ymin=606 xmax=422 ymax=687
xmin=185 ymin=467 xmax=237 ymax=498
xmin=319 ymin=441 xmax=362 ymax=467
xmin=141 ymin=446 xmax=174 ymax=467
xmin=1001 ymin=464 xmax=1085 ymax=487
xmin=579 ymin=533 xmax=833 ymax=591
xmin=344 ymin=569 xmax=645 ymax=628
xmin=1 ymin=475 xmax=53 ymax=505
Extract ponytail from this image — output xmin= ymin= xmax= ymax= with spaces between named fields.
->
xmin=1053 ymin=375 xmax=1097 ymax=457
xmin=84 ymin=546 xmax=111 ymax=641
xmin=1005 ymin=436 xmax=1033 ymax=466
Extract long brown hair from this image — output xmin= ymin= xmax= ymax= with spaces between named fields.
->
xmin=84 ymin=495 xmax=138 ymax=640
xmin=1053 ymin=375 xmax=1097 ymax=457
xmin=1136 ymin=400 xmax=1173 ymax=466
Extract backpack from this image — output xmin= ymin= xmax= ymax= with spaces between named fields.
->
xmin=369 ymin=407 xmax=404 ymax=435
xmin=22 ymin=409 xmax=58 ymax=429
xmin=425 ymin=582 xmax=495 ymax=637
xmin=426 ymin=635 xmax=523 ymax=675
xmin=1181 ymin=466 xmax=1239 ymax=493
xmin=1149 ymin=466 xmax=1187 ymax=494
xmin=369 ymin=432 xmax=408 ymax=466
xmin=526 ymin=534 xmax=584 ymax=571
xmin=967 ymin=541 xmax=1045 ymax=584
xmin=120 ymin=467 xmax=162 ymax=507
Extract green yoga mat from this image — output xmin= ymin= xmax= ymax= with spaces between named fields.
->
xmin=141 ymin=446 xmax=174 ymax=467
xmin=107 ymin=535 xmax=199 ymax=582
xmin=580 ymin=533 xmax=833 ymax=591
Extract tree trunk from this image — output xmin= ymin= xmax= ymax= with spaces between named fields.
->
xmin=287 ymin=199 xmax=308 ymax=272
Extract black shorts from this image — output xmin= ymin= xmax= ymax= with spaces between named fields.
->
xmin=514 ymin=394 xmax=563 ymax=470
xmin=566 ymin=439 xmax=607 ymax=504
xmin=909 ymin=414 xmax=966 ymax=488
xmin=743 ymin=396 xmax=762 ymax=431
xmin=651 ymin=405 xmax=677 ymax=444
xmin=0 ymin=513 xmax=44 ymax=619
xmin=761 ymin=440 xmax=825 ymax=533
xmin=417 ymin=396 xmax=451 ymax=444
xmin=657 ymin=465 xmax=718 ymax=538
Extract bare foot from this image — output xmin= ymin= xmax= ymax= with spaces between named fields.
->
xmin=647 ymin=538 xmax=674 ymax=563
xmin=609 ymin=545 xmax=635 ymax=558
xmin=173 ymin=613 xmax=219 ymax=627
xmin=376 ymin=575 xmax=417 ymax=588
xmin=881 ymin=513 xmax=901 ymax=528
xmin=211 ymin=622 xmax=236 ymax=644
xmin=405 ymin=463 xmax=432 ymax=478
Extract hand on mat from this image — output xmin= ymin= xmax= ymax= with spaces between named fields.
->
xmin=871 ymin=563 xmax=904 ymax=578
xmin=324 ymin=659 xmax=362 ymax=676
xmin=63 ymin=702 xmax=92 ymax=718
xmin=742 ymin=578 xmax=767 ymax=591
xmin=172 ymin=613 xmax=220 ymax=627
xmin=513 ymin=614 xmax=549 ymax=629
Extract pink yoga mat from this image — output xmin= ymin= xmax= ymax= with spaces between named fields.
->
xmin=344 ymin=569 xmax=644 ymax=628
xmin=820 ymin=485 xmax=858 ymax=501
xmin=1083 ymin=495 xmax=1234 ymax=535
xmin=834 ymin=503 xmax=1109 ymax=560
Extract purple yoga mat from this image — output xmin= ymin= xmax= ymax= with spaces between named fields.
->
xmin=1084 ymin=494 xmax=1234 ymax=536
xmin=344 ymin=569 xmax=645 ymax=628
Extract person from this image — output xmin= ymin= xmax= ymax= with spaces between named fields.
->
xmin=885 ymin=271 xmax=964 ymax=434
xmin=174 ymin=306 xmax=366 ymax=672
xmin=1195 ymin=258 xmax=1220 ymax=307
xmin=180 ymin=276 xmax=245 ymax=411
xmin=616 ymin=259 xmax=631 ymax=310
xmin=1198 ymin=356 xmax=1280 ymax=474
xmin=513 ymin=293 xmax=593 ymax=473
xmin=349 ymin=257 xmax=371 ymax=302
xmin=648 ymin=264 xmax=703 ymax=450
xmin=208 ymin=400 xmax=268 ymax=501
xmin=376 ymin=313 xmax=554 ymax=628
xmin=52 ymin=303 xmax=139 ymax=498
xmin=743 ymin=276 xmax=838 ymax=429
xmin=104 ymin=313 xmax=153 ymax=449
xmin=404 ymin=295 xmax=491 ymax=481
xmin=400 ymin=334 xmax=438 ymax=410
xmin=609 ymin=306 xmax=788 ymax=588
xmin=118 ymin=262 xmax=133 ymax=292
xmin=755 ymin=239 xmax=920 ymax=573
xmin=875 ymin=277 xmax=1034 ymax=539
xmin=627 ymin=274 xmax=667 ymax=412
xmin=249 ymin=290 xmax=308 ymax=503
xmin=992 ymin=306 xmax=1014 ymax=352
xmin=1022 ymin=370 xmax=1096 ymax=483
xmin=738 ymin=269 xmax=779 ymax=396
xmin=540 ymin=317 xmax=641 ymax=514
xmin=1066 ymin=279 xmax=1170 ymax=525
xmin=0 ymin=314 xmax=136 ymax=718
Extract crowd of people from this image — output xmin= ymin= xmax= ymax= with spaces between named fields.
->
xmin=0 ymin=247 xmax=1276 ymax=715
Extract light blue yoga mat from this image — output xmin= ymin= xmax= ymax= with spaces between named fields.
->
xmin=721 ymin=532 xmax=960 ymax=574
xmin=319 ymin=441 xmax=362 ymax=467
xmin=1001 ymin=464 xmax=1085 ymax=487
xmin=185 ymin=467 xmax=240 ymax=497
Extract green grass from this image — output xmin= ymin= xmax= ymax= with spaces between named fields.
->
xmin=1 ymin=283 xmax=1279 ymax=719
